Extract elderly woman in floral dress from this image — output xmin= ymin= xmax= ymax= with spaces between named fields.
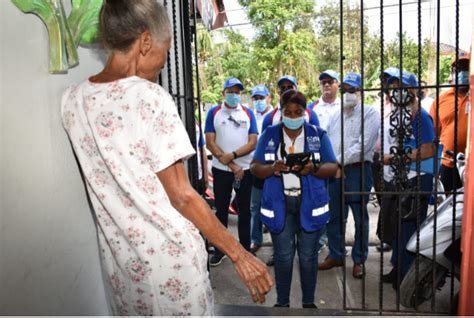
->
xmin=61 ymin=0 xmax=272 ymax=315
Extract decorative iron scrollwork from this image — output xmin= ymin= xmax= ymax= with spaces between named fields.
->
xmin=389 ymin=89 xmax=413 ymax=192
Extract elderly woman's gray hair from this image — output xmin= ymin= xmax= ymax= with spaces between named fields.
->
xmin=100 ymin=0 xmax=171 ymax=52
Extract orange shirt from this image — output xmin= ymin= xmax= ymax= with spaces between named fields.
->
xmin=430 ymin=88 xmax=470 ymax=167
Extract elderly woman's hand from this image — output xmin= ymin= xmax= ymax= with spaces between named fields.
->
xmin=231 ymin=247 xmax=274 ymax=304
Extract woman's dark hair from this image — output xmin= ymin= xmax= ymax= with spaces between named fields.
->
xmin=99 ymin=0 xmax=171 ymax=52
xmin=280 ymin=89 xmax=307 ymax=109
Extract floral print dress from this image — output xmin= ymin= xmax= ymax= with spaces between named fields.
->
xmin=61 ymin=76 xmax=214 ymax=316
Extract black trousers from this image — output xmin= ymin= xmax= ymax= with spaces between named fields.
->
xmin=440 ymin=164 xmax=462 ymax=193
xmin=212 ymin=167 xmax=252 ymax=255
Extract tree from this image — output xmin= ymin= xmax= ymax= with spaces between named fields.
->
xmin=239 ymin=0 xmax=319 ymax=99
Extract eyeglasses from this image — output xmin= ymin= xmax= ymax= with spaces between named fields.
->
xmin=320 ymin=79 xmax=336 ymax=86
xmin=227 ymin=115 xmax=241 ymax=127
xmin=342 ymin=87 xmax=358 ymax=94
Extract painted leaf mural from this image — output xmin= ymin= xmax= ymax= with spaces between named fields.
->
xmin=11 ymin=0 xmax=102 ymax=73
xmin=68 ymin=0 xmax=103 ymax=45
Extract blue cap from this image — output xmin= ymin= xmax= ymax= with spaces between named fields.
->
xmin=387 ymin=71 xmax=419 ymax=87
xmin=319 ymin=70 xmax=339 ymax=81
xmin=383 ymin=67 xmax=401 ymax=78
xmin=277 ymin=75 xmax=298 ymax=87
xmin=223 ymin=77 xmax=244 ymax=90
xmin=342 ymin=72 xmax=362 ymax=89
xmin=251 ymin=84 xmax=269 ymax=97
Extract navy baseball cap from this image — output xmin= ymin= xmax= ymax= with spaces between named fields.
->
xmin=223 ymin=77 xmax=244 ymax=90
xmin=251 ymin=84 xmax=269 ymax=97
xmin=277 ymin=75 xmax=298 ymax=87
xmin=387 ymin=71 xmax=419 ymax=87
xmin=319 ymin=70 xmax=339 ymax=81
xmin=342 ymin=72 xmax=362 ymax=89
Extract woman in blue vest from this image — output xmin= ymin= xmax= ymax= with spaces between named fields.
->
xmin=251 ymin=89 xmax=338 ymax=308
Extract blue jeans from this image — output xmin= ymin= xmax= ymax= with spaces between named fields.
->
xmin=271 ymin=196 xmax=322 ymax=306
xmin=250 ymin=186 xmax=263 ymax=245
xmin=390 ymin=174 xmax=433 ymax=276
xmin=327 ymin=163 xmax=373 ymax=264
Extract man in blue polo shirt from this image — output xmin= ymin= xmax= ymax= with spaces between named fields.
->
xmin=308 ymin=70 xmax=341 ymax=131
xmin=205 ymin=77 xmax=259 ymax=266
xmin=261 ymin=75 xmax=320 ymax=132
xmin=250 ymin=84 xmax=273 ymax=252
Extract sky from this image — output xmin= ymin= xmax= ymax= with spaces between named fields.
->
xmin=222 ymin=0 xmax=473 ymax=52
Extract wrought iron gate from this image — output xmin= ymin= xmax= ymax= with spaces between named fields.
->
xmin=337 ymin=0 xmax=467 ymax=314
xmin=160 ymin=0 xmax=201 ymax=190
xmin=170 ymin=0 xmax=469 ymax=315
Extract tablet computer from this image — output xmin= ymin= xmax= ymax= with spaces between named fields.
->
xmin=285 ymin=152 xmax=311 ymax=168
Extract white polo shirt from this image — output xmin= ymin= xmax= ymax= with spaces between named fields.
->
xmin=205 ymin=103 xmax=258 ymax=171
xmin=310 ymin=97 xmax=340 ymax=131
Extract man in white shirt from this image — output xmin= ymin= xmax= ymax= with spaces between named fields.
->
xmin=318 ymin=72 xmax=380 ymax=279
xmin=250 ymin=84 xmax=273 ymax=252
xmin=308 ymin=70 xmax=341 ymax=131
xmin=205 ymin=77 xmax=259 ymax=266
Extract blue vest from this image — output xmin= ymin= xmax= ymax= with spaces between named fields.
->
xmin=260 ymin=122 xmax=330 ymax=233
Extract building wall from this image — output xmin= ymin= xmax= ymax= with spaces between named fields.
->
xmin=0 ymin=2 xmax=109 ymax=314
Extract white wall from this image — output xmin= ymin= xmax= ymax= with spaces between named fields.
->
xmin=0 ymin=2 xmax=109 ymax=315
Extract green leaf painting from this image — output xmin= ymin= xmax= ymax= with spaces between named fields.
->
xmin=68 ymin=0 xmax=103 ymax=45
xmin=11 ymin=0 xmax=103 ymax=73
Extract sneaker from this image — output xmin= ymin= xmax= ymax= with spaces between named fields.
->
xmin=303 ymin=303 xmax=318 ymax=309
xmin=274 ymin=303 xmax=289 ymax=308
xmin=209 ymin=253 xmax=227 ymax=267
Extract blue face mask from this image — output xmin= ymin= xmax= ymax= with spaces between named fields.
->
xmin=282 ymin=115 xmax=304 ymax=130
xmin=456 ymin=71 xmax=470 ymax=85
xmin=225 ymin=93 xmax=241 ymax=107
xmin=254 ymin=100 xmax=267 ymax=112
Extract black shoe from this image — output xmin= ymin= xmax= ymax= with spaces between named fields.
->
xmin=376 ymin=243 xmax=392 ymax=252
xmin=303 ymin=303 xmax=318 ymax=309
xmin=392 ymin=272 xmax=405 ymax=290
xmin=266 ymin=255 xmax=274 ymax=266
xmin=382 ymin=268 xmax=396 ymax=284
xmin=209 ymin=253 xmax=227 ymax=267
xmin=274 ymin=303 xmax=289 ymax=308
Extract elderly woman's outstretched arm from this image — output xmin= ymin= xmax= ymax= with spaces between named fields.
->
xmin=157 ymin=160 xmax=273 ymax=304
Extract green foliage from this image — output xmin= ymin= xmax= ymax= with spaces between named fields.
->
xmin=196 ymin=0 xmax=453 ymax=106
xmin=439 ymin=55 xmax=452 ymax=84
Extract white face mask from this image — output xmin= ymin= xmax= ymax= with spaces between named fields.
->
xmin=343 ymin=92 xmax=358 ymax=107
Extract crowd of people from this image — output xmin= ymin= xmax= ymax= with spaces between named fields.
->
xmin=203 ymin=54 xmax=470 ymax=307
xmin=60 ymin=0 xmax=470 ymax=314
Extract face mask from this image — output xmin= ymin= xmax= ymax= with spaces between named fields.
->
xmin=343 ymin=92 xmax=358 ymax=107
xmin=254 ymin=100 xmax=267 ymax=112
xmin=390 ymin=88 xmax=413 ymax=107
xmin=225 ymin=93 xmax=241 ymax=108
xmin=456 ymin=71 xmax=469 ymax=85
xmin=282 ymin=115 xmax=304 ymax=130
